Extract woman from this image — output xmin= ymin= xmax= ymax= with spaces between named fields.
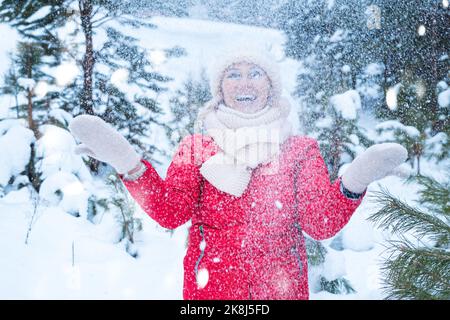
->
xmin=69 ymin=50 xmax=407 ymax=300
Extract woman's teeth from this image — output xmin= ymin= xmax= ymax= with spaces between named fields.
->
xmin=235 ymin=94 xmax=257 ymax=102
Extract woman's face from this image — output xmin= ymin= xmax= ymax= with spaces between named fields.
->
xmin=221 ymin=62 xmax=272 ymax=114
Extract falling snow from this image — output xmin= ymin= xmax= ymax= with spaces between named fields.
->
xmin=329 ymin=90 xmax=362 ymax=120
xmin=0 ymin=0 xmax=448 ymax=301
xmin=275 ymin=200 xmax=283 ymax=209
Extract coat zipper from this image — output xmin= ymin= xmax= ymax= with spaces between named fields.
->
xmin=194 ymin=151 xmax=206 ymax=278
xmin=292 ymin=223 xmax=304 ymax=276
xmin=292 ymin=158 xmax=305 ymax=277
xmin=194 ymin=224 xmax=205 ymax=277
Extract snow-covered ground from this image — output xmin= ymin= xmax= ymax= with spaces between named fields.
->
xmin=0 ymin=16 xmax=447 ymax=300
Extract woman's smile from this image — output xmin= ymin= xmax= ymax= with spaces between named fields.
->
xmin=235 ymin=94 xmax=257 ymax=102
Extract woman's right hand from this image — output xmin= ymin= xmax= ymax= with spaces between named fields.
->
xmin=69 ymin=115 xmax=142 ymax=175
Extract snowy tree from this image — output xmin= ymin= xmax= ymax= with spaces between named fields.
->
xmin=2 ymin=55 xmax=21 ymax=118
xmin=369 ymin=173 xmax=450 ymax=299
xmin=375 ymin=0 xmax=449 ymax=125
xmin=92 ymin=27 xmax=172 ymax=155
xmin=0 ymin=1 xmax=172 ymax=258
xmin=277 ymin=0 xmax=386 ymax=115
xmin=278 ymin=0 xmax=378 ymax=296
xmin=3 ymin=42 xmax=49 ymax=139
xmin=106 ymin=173 xmax=142 ymax=257
xmin=372 ymin=0 xmax=449 ymax=174
xmin=432 ymin=79 xmax=450 ymax=162
xmin=200 ymin=0 xmax=285 ymax=27
xmin=375 ymin=120 xmax=422 ymax=173
xmin=0 ymin=121 xmax=36 ymax=194
xmin=279 ymin=0 xmax=372 ymax=179
xmin=132 ymin=0 xmax=192 ymax=18
xmin=306 ymin=236 xmax=356 ymax=295
xmin=0 ymin=0 xmax=174 ymax=173
xmin=166 ymin=69 xmax=212 ymax=146
xmin=318 ymin=90 xmax=371 ymax=181
xmin=279 ymin=0 xmax=448 ymax=176
xmin=1 ymin=41 xmax=62 ymax=191
xmin=375 ymin=76 xmax=449 ymax=174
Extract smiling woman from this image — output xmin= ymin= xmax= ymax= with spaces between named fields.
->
xmin=69 ymin=49 xmax=408 ymax=300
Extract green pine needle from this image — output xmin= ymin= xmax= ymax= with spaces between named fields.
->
xmin=368 ymin=186 xmax=450 ymax=245
xmin=381 ymin=241 xmax=450 ymax=300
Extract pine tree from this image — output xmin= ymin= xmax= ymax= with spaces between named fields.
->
xmin=431 ymin=77 xmax=450 ymax=162
xmin=5 ymin=43 xmax=37 ymax=137
xmin=279 ymin=0 xmax=378 ymax=294
xmin=84 ymin=171 xmax=143 ymax=257
xmin=368 ymin=173 xmax=450 ymax=299
xmin=317 ymin=90 xmax=372 ymax=181
xmin=1 ymin=41 xmax=61 ymax=191
xmin=184 ymin=0 xmax=287 ymax=28
xmin=2 ymin=54 xmax=21 ymax=118
xmin=0 ymin=1 xmax=175 ymax=256
xmin=91 ymin=26 xmax=172 ymax=158
xmin=166 ymin=69 xmax=212 ymax=146
xmin=373 ymin=0 xmax=450 ymax=173
xmin=375 ymin=118 xmax=426 ymax=175
xmin=106 ymin=174 xmax=143 ymax=258
xmin=306 ymin=236 xmax=356 ymax=295
xmin=0 ymin=0 xmax=174 ymax=172
xmin=279 ymin=0 xmax=372 ymax=179
xmin=73 ymin=1 xmax=174 ymax=170
xmin=131 ymin=0 xmax=192 ymax=18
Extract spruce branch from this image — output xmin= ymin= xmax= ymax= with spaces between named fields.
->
xmin=414 ymin=174 xmax=450 ymax=218
xmin=368 ymin=186 xmax=450 ymax=245
xmin=381 ymin=240 xmax=450 ymax=300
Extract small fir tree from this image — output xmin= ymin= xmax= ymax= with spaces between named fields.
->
xmin=369 ymin=172 xmax=450 ymax=299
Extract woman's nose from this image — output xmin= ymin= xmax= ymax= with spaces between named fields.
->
xmin=237 ymin=79 xmax=254 ymax=89
xmin=236 ymin=84 xmax=254 ymax=93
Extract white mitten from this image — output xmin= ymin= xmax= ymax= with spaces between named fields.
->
xmin=69 ymin=115 xmax=141 ymax=175
xmin=341 ymin=143 xmax=408 ymax=194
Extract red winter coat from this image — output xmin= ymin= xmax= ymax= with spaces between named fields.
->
xmin=121 ymin=134 xmax=365 ymax=300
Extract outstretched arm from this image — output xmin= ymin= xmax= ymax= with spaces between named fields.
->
xmin=69 ymin=115 xmax=205 ymax=230
xmin=296 ymin=139 xmax=407 ymax=240
xmin=120 ymin=135 xmax=204 ymax=230
xmin=295 ymin=139 xmax=365 ymax=240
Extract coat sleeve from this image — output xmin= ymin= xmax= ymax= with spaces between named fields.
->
xmin=295 ymin=138 xmax=366 ymax=240
xmin=120 ymin=135 xmax=206 ymax=230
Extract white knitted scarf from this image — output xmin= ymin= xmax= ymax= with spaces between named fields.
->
xmin=199 ymin=99 xmax=292 ymax=197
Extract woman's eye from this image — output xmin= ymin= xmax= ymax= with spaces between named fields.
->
xmin=227 ymin=72 xmax=241 ymax=79
xmin=249 ymin=70 xmax=262 ymax=79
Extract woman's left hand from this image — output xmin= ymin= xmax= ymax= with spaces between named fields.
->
xmin=341 ymin=143 xmax=409 ymax=194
